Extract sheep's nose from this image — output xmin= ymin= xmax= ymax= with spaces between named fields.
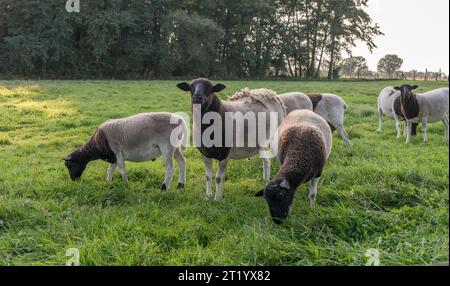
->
xmin=192 ymin=96 xmax=203 ymax=104
xmin=272 ymin=218 xmax=284 ymax=225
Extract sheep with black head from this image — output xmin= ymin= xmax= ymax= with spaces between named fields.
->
xmin=393 ymin=85 xmax=449 ymax=144
xmin=255 ymin=109 xmax=332 ymax=224
xmin=64 ymin=112 xmax=188 ymax=191
xmin=177 ymin=78 xmax=287 ymax=201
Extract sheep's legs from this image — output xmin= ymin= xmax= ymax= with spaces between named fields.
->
xmin=336 ymin=125 xmax=352 ymax=147
xmin=116 ymin=155 xmax=128 ymax=183
xmin=420 ymin=118 xmax=428 ymax=144
xmin=377 ymin=109 xmax=383 ymax=134
xmin=107 ymin=164 xmax=117 ymax=182
xmin=262 ymin=157 xmax=271 ymax=183
xmin=174 ymin=148 xmax=186 ymax=189
xmin=202 ymin=155 xmax=213 ymax=200
xmin=405 ymin=121 xmax=412 ymax=144
xmin=308 ymin=177 xmax=320 ymax=207
xmin=161 ymin=147 xmax=175 ymax=192
xmin=442 ymin=117 xmax=449 ymax=141
xmin=215 ymin=158 xmax=230 ymax=201
xmin=394 ymin=116 xmax=402 ymax=139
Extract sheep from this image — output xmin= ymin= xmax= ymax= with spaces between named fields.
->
xmin=279 ymin=92 xmax=350 ymax=147
xmin=307 ymin=93 xmax=351 ymax=147
xmin=255 ymin=109 xmax=332 ymax=224
xmin=394 ymin=85 xmax=449 ymax=144
xmin=377 ymin=86 xmax=418 ymax=138
xmin=64 ymin=112 xmax=188 ymax=191
xmin=277 ymin=92 xmax=313 ymax=114
xmin=177 ymin=78 xmax=286 ymax=201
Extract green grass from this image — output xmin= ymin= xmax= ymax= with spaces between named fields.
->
xmin=0 ymin=80 xmax=448 ymax=266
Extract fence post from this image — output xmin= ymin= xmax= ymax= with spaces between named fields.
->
xmin=425 ymin=69 xmax=428 ymax=81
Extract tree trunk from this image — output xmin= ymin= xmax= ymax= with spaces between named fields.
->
xmin=308 ymin=0 xmax=323 ymax=79
xmin=328 ymin=34 xmax=336 ymax=80
xmin=315 ymin=27 xmax=329 ymax=79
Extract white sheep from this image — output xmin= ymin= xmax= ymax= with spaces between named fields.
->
xmin=64 ymin=112 xmax=188 ymax=191
xmin=306 ymin=93 xmax=351 ymax=147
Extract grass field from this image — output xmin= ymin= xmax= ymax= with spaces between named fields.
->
xmin=0 ymin=79 xmax=448 ymax=266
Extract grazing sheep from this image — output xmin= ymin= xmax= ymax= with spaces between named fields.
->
xmin=377 ymin=86 xmax=418 ymax=138
xmin=255 ymin=109 xmax=332 ymax=224
xmin=278 ymin=92 xmax=313 ymax=114
xmin=64 ymin=113 xmax=188 ymax=191
xmin=394 ymin=85 xmax=449 ymax=144
xmin=177 ymin=78 xmax=286 ymax=201
xmin=306 ymin=93 xmax=351 ymax=147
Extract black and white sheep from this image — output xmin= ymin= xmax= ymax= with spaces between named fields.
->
xmin=177 ymin=78 xmax=287 ymax=201
xmin=64 ymin=112 xmax=188 ymax=191
xmin=255 ymin=109 xmax=332 ymax=224
xmin=394 ymin=85 xmax=449 ymax=144
xmin=377 ymin=86 xmax=419 ymax=137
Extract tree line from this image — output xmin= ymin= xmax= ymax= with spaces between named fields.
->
xmin=340 ymin=54 xmax=448 ymax=81
xmin=0 ymin=0 xmax=383 ymax=79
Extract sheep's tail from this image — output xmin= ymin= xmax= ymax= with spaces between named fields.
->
xmin=342 ymin=100 xmax=348 ymax=110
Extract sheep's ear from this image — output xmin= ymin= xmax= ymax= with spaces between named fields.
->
xmin=177 ymin=82 xmax=191 ymax=92
xmin=212 ymin=84 xmax=226 ymax=93
xmin=279 ymin=179 xmax=290 ymax=190
xmin=394 ymin=86 xmax=401 ymax=91
xmin=254 ymin=189 xmax=264 ymax=197
xmin=411 ymin=85 xmax=419 ymax=90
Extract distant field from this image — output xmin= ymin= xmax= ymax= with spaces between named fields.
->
xmin=0 ymin=80 xmax=448 ymax=266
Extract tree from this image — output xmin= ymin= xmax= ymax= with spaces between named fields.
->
xmin=162 ymin=10 xmax=224 ymax=77
xmin=377 ymin=54 xmax=404 ymax=77
xmin=325 ymin=0 xmax=383 ymax=80
xmin=0 ymin=0 xmax=382 ymax=79
xmin=340 ymin=56 xmax=368 ymax=78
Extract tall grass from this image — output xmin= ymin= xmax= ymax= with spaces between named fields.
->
xmin=0 ymin=80 xmax=448 ymax=265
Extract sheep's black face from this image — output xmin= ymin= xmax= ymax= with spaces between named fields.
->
xmin=394 ymin=84 xmax=419 ymax=98
xmin=255 ymin=179 xmax=295 ymax=224
xmin=64 ymin=153 xmax=87 ymax=181
xmin=177 ymin=78 xmax=226 ymax=108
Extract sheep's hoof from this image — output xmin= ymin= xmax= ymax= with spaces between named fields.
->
xmin=206 ymin=193 xmax=213 ymax=200
xmin=177 ymin=183 xmax=185 ymax=190
xmin=214 ymin=195 xmax=223 ymax=202
xmin=161 ymin=184 xmax=167 ymax=192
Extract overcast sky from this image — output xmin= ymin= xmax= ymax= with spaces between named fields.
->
xmin=350 ymin=0 xmax=449 ymax=74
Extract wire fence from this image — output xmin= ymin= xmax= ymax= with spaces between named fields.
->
xmin=340 ymin=69 xmax=449 ymax=81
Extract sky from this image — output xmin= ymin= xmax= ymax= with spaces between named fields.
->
xmin=350 ymin=0 xmax=449 ymax=74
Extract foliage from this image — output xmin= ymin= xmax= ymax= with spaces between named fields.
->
xmin=377 ymin=54 xmax=404 ymax=76
xmin=0 ymin=0 xmax=382 ymax=79
xmin=340 ymin=56 xmax=369 ymax=78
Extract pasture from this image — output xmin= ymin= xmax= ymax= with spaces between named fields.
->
xmin=0 ymin=80 xmax=448 ymax=266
